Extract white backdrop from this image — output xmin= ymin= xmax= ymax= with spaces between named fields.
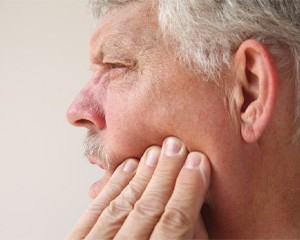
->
xmin=0 ymin=0 xmax=102 ymax=239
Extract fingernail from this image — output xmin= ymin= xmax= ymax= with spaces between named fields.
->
xmin=146 ymin=148 xmax=159 ymax=167
xmin=164 ymin=137 xmax=182 ymax=156
xmin=123 ymin=159 xmax=138 ymax=173
xmin=184 ymin=152 xmax=202 ymax=169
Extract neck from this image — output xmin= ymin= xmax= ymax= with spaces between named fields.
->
xmin=249 ymin=145 xmax=300 ymax=238
xmin=205 ymin=139 xmax=300 ymax=238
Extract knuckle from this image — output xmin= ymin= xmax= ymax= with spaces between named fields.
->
xmin=177 ymin=180 xmax=199 ymax=194
xmin=121 ymin=180 xmax=143 ymax=202
xmin=88 ymin=200 xmax=104 ymax=214
xmin=100 ymin=180 xmax=126 ymax=203
xmin=136 ymin=169 xmax=154 ymax=182
xmin=152 ymin=169 xmax=174 ymax=183
xmin=100 ymin=175 xmax=152 ymax=219
xmin=109 ymin=178 xmax=127 ymax=192
xmin=104 ymin=196 xmax=133 ymax=218
xmin=160 ymin=207 xmax=191 ymax=230
xmin=134 ymin=197 xmax=165 ymax=218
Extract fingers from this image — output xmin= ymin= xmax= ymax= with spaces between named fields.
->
xmin=115 ymin=137 xmax=189 ymax=239
xmin=65 ymin=158 xmax=138 ymax=240
xmin=86 ymin=146 xmax=161 ymax=239
xmin=151 ymin=152 xmax=211 ymax=239
xmin=66 ymin=136 xmax=211 ymax=240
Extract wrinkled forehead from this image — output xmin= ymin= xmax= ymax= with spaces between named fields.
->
xmin=90 ymin=1 xmax=159 ymax=58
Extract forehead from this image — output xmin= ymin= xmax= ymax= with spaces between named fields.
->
xmin=90 ymin=2 xmax=159 ymax=61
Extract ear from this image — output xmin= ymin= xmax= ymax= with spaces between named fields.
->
xmin=233 ymin=39 xmax=278 ymax=143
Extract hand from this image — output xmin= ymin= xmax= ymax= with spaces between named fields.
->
xmin=65 ymin=137 xmax=211 ymax=239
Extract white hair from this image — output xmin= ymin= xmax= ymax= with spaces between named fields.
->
xmin=90 ymin=0 xmax=300 ymax=140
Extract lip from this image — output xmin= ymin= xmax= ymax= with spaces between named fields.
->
xmin=88 ymin=156 xmax=105 ymax=169
xmin=89 ymin=171 xmax=111 ymax=199
xmin=88 ymin=156 xmax=108 ymax=199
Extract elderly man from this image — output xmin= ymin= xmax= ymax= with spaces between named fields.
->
xmin=66 ymin=0 xmax=300 ymax=238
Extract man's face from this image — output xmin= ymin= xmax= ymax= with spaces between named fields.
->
xmin=67 ymin=2 xmax=237 ymax=188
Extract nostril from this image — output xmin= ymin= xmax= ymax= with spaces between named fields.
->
xmin=66 ymin=102 xmax=106 ymax=129
xmin=74 ymin=119 xmax=95 ymax=128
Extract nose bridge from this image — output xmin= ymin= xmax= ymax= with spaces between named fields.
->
xmin=66 ymin=81 xmax=106 ymax=129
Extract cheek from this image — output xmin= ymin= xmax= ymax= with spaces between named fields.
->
xmin=104 ymin=89 xmax=161 ymax=158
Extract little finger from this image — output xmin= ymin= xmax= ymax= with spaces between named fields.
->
xmin=151 ymin=152 xmax=211 ymax=239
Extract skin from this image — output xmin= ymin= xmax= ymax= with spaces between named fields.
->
xmin=66 ymin=1 xmax=300 ymax=239
xmin=66 ymin=139 xmax=211 ymax=239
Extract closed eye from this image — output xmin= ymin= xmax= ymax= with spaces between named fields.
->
xmin=103 ymin=62 xmax=128 ymax=80
xmin=107 ymin=62 xmax=126 ymax=69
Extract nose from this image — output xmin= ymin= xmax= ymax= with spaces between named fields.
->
xmin=66 ymin=87 xmax=106 ymax=130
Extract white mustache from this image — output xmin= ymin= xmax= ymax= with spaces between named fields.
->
xmin=84 ymin=129 xmax=109 ymax=169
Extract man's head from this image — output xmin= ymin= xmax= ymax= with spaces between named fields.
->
xmin=89 ymin=1 xmax=300 ymax=125
xmin=67 ymin=0 xmax=300 ymax=237
xmin=68 ymin=0 xmax=237 ymax=170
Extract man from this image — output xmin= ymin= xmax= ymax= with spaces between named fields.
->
xmin=66 ymin=0 xmax=300 ymax=238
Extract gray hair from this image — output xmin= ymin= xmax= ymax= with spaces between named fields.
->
xmin=90 ymin=0 xmax=300 ymax=140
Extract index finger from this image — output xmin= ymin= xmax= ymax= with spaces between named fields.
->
xmin=65 ymin=158 xmax=138 ymax=239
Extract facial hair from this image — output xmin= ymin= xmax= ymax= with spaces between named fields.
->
xmin=83 ymin=129 xmax=109 ymax=169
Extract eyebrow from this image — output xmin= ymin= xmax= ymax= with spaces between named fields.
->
xmin=90 ymin=32 xmax=140 ymax=64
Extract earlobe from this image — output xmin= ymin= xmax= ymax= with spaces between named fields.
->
xmin=234 ymin=39 xmax=278 ymax=143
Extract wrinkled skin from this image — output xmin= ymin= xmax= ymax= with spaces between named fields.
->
xmin=65 ymin=137 xmax=211 ymax=239
xmin=66 ymin=1 xmax=300 ymax=239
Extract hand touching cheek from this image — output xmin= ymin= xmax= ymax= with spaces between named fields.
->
xmin=66 ymin=137 xmax=211 ymax=240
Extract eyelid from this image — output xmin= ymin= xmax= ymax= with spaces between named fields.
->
xmin=104 ymin=62 xmax=129 ymax=80
xmin=90 ymin=58 xmax=136 ymax=82
xmin=106 ymin=62 xmax=127 ymax=69
xmin=103 ymin=57 xmax=137 ymax=68
xmin=89 ymin=62 xmax=126 ymax=73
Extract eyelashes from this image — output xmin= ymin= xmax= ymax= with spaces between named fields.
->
xmin=90 ymin=57 xmax=137 ymax=85
xmin=104 ymin=63 xmax=128 ymax=80
xmin=106 ymin=62 xmax=127 ymax=70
